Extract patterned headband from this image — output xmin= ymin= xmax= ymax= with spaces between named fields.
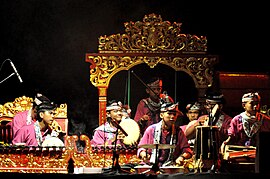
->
xmin=106 ymin=101 xmax=122 ymax=111
xmin=147 ymin=79 xmax=162 ymax=88
xmin=242 ymin=92 xmax=261 ymax=102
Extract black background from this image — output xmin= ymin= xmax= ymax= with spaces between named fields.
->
xmin=0 ymin=0 xmax=268 ymax=136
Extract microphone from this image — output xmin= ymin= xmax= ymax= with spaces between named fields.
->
xmin=9 ymin=59 xmax=23 ymax=83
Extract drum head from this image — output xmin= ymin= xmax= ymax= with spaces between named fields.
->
xmin=119 ymin=119 xmax=140 ymax=145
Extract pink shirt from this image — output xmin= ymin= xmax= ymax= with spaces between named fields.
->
xmin=228 ymin=112 xmax=270 ymax=146
xmin=10 ymin=110 xmax=34 ymax=137
xmin=12 ymin=123 xmax=38 ymax=146
xmin=91 ymin=122 xmax=125 ymax=148
xmin=134 ymin=98 xmax=161 ymax=136
xmin=12 ymin=123 xmax=49 ymax=146
xmin=137 ymin=122 xmax=193 ymax=165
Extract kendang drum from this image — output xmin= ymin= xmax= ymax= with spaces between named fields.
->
xmin=194 ymin=126 xmax=219 ymax=160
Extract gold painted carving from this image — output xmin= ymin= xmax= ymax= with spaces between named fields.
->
xmin=0 ymin=96 xmax=67 ymax=118
xmin=98 ymin=13 xmax=207 ymax=53
xmin=86 ymin=13 xmax=217 ymax=89
xmin=85 ymin=13 xmax=218 ymax=125
xmin=86 ymin=55 xmax=217 ymax=88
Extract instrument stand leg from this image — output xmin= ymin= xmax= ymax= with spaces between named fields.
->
xmin=208 ymin=129 xmax=219 ymax=173
xmin=103 ymin=150 xmax=131 ymax=175
xmin=141 ymin=145 xmax=165 ymax=175
xmin=194 ymin=155 xmax=204 ymax=173
xmin=103 ymin=130 xmax=131 ymax=175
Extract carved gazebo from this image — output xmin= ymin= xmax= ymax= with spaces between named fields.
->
xmin=85 ymin=13 xmax=218 ymax=125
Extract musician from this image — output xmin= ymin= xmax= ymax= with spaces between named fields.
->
xmin=185 ymin=91 xmax=232 ymax=146
xmin=180 ymin=102 xmax=202 ymax=147
xmin=91 ymin=100 xmax=132 ymax=147
xmin=137 ymin=101 xmax=192 ymax=167
xmin=134 ymin=77 xmax=174 ymax=137
xmin=12 ymin=101 xmax=58 ymax=146
xmin=8 ymin=93 xmax=51 ymax=137
xmin=221 ymin=91 xmax=270 ymax=153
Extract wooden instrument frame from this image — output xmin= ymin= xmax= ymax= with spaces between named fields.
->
xmin=85 ymin=13 xmax=219 ymax=125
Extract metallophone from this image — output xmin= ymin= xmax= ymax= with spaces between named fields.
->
xmin=0 ymin=96 xmax=192 ymax=174
xmin=222 ymin=145 xmax=256 ymax=173
xmin=0 ymin=134 xmax=142 ymax=173
xmin=0 ymin=96 xmax=69 ymax=173
xmin=0 ymin=96 xmax=140 ymax=173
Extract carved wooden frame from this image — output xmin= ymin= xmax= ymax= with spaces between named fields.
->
xmin=85 ymin=13 xmax=218 ymax=125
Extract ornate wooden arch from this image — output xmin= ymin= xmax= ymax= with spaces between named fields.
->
xmin=85 ymin=13 xmax=218 ymax=125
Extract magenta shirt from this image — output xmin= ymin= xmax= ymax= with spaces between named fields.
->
xmin=12 ymin=123 xmax=38 ymax=146
xmin=137 ymin=123 xmax=193 ymax=163
xmin=10 ymin=110 xmax=34 ymax=137
xmin=91 ymin=122 xmax=125 ymax=148
xmin=134 ymin=98 xmax=161 ymax=136
xmin=228 ymin=112 xmax=270 ymax=146
xmin=12 ymin=123 xmax=49 ymax=146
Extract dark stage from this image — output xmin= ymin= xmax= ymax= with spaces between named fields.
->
xmin=0 ymin=0 xmax=268 ymax=138
xmin=1 ymin=172 xmax=270 ymax=179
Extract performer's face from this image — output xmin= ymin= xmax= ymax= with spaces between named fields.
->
xmin=186 ymin=110 xmax=200 ymax=121
xmin=109 ymin=109 xmax=123 ymax=122
xmin=40 ymin=110 xmax=55 ymax=125
xmin=146 ymin=87 xmax=162 ymax=101
xmin=160 ymin=111 xmax=177 ymax=128
xmin=243 ymin=100 xmax=260 ymax=115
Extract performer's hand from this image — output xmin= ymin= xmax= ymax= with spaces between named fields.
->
xmin=117 ymin=131 xmax=125 ymax=141
xmin=141 ymin=114 xmax=150 ymax=121
xmin=175 ymin=156 xmax=185 ymax=166
xmin=220 ymin=142 xmax=226 ymax=155
xmin=140 ymin=151 xmax=150 ymax=163
xmin=199 ymin=116 xmax=208 ymax=126
xmin=220 ymin=136 xmax=231 ymax=155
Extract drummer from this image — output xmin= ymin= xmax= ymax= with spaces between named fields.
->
xmin=91 ymin=100 xmax=135 ymax=148
xmin=185 ymin=91 xmax=232 ymax=146
xmin=137 ymin=101 xmax=193 ymax=167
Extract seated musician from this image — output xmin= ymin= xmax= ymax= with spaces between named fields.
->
xmin=91 ymin=100 xmax=136 ymax=148
xmin=8 ymin=93 xmax=51 ymax=137
xmin=180 ymin=102 xmax=202 ymax=148
xmin=221 ymin=91 xmax=270 ymax=154
xmin=185 ymin=91 xmax=233 ymax=147
xmin=12 ymin=101 xmax=64 ymax=146
xmin=137 ymin=101 xmax=193 ymax=167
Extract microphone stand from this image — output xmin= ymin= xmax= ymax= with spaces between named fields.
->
xmin=0 ymin=59 xmax=23 ymax=84
xmin=208 ymin=105 xmax=218 ymax=173
xmin=0 ymin=72 xmax=16 ymax=84
xmin=105 ymin=119 xmax=130 ymax=175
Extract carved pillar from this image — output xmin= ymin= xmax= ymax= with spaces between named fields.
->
xmin=98 ymin=87 xmax=107 ymax=125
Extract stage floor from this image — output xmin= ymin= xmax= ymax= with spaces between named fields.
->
xmin=1 ymin=172 xmax=270 ymax=179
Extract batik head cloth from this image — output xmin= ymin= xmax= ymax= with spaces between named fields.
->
xmin=242 ymin=92 xmax=261 ymax=102
xmin=106 ymin=101 xmax=122 ymax=111
xmin=186 ymin=102 xmax=201 ymax=111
